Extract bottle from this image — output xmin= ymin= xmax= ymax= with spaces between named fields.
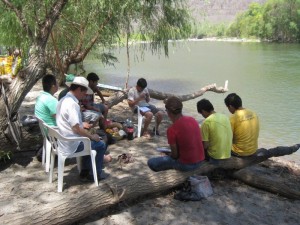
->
xmin=126 ymin=119 xmax=134 ymax=140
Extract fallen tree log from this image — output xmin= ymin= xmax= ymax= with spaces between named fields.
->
xmin=232 ymin=166 xmax=300 ymax=200
xmin=106 ymin=81 xmax=228 ymax=108
xmin=2 ymin=143 xmax=299 ymax=225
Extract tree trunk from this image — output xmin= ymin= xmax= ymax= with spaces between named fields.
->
xmin=232 ymin=166 xmax=300 ymax=199
xmin=1 ymin=144 xmax=299 ymax=225
xmin=0 ymin=48 xmax=46 ymax=151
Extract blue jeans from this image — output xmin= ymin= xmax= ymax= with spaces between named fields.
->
xmin=76 ymin=141 xmax=106 ymax=176
xmin=147 ymin=156 xmax=203 ymax=172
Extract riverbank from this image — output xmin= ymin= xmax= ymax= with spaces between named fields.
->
xmin=188 ymin=37 xmax=261 ymax=42
xmin=0 ymin=81 xmax=299 ymax=224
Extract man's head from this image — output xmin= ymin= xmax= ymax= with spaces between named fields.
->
xmin=42 ymin=74 xmax=57 ymax=95
xmin=224 ymin=93 xmax=242 ymax=114
xmin=87 ymin=72 xmax=99 ymax=89
xmin=69 ymin=76 xmax=93 ymax=100
xmin=165 ymin=96 xmax=183 ymax=115
xmin=136 ymin=78 xmax=147 ymax=92
xmin=197 ymin=99 xmax=214 ymax=118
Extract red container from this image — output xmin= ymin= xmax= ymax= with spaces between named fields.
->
xmin=126 ymin=127 xmax=134 ymax=140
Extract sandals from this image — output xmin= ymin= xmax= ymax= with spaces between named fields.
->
xmin=142 ymin=131 xmax=151 ymax=139
xmin=117 ymin=153 xmax=134 ymax=164
xmin=104 ymin=154 xmax=112 ymax=163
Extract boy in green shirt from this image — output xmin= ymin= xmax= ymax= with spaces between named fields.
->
xmin=197 ymin=99 xmax=232 ymax=161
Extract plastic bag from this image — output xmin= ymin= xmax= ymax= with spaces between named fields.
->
xmin=189 ymin=175 xmax=213 ymax=198
xmin=174 ymin=176 xmax=213 ymax=201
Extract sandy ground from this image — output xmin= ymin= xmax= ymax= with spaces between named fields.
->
xmin=1 ymin=82 xmax=300 ymax=225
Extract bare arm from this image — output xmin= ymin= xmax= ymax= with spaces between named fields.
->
xmin=128 ymin=92 xmax=148 ymax=108
xmin=95 ymin=88 xmax=106 ymax=103
xmin=203 ymin=141 xmax=209 ymax=151
xmin=82 ymin=122 xmax=92 ymax=129
xmin=168 ymin=143 xmax=179 ymax=159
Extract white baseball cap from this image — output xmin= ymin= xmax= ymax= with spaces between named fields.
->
xmin=70 ymin=76 xmax=93 ymax=94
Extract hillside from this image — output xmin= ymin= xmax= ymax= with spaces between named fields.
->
xmin=188 ymin=0 xmax=267 ymax=23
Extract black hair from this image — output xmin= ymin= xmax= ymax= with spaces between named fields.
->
xmin=137 ymin=78 xmax=147 ymax=89
xmin=224 ymin=93 xmax=242 ymax=109
xmin=165 ymin=96 xmax=183 ymax=115
xmin=69 ymin=84 xmax=87 ymax=92
xmin=87 ymin=72 xmax=99 ymax=82
xmin=197 ymin=99 xmax=214 ymax=113
xmin=42 ymin=74 xmax=56 ymax=92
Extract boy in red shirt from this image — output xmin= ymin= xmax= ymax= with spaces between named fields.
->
xmin=148 ymin=96 xmax=205 ymax=171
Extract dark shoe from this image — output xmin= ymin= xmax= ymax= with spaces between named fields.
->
xmin=99 ymin=171 xmax=110 ymax=180
xmin=35 ymin=146 xmax=43 ymax=162
xmin=79 ymin=170 xmax=93 ymax=183
xmin=174 ymin=191 xmax=203 ymax=201
xmin=152 ymin=127 xmax=160 ymax=136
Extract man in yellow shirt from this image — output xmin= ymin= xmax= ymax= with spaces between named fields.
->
xmin=197 ymin=99 xmax=232 ymax=161
xmin=224 ymin=93 xmax=259 ymax=156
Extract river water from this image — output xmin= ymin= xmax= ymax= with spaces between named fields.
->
xmin=84 ymin=41 xmax=300 ymax=163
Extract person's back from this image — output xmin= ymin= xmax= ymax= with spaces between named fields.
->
xmin=230 ymin=108 xmax=259 ymax=156
xmin=35 ymin=74 xmax=58 ymax=126
xmin=197 ymin=99 xmax=232 ymax=160
xmin=201 ymin=112 xmax=232 ymax=159
xmin=168 ymin=115 xmax=205 ymax=164
xmin=225 ymin=93 xmax=259 ymax=156
xmin=148 ymin=96 xmax=204 ymax=172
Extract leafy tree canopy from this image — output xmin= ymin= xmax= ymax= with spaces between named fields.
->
xmin=227 ymin=0 xmax=300 ymax=42
xmin=0 ymin=0 xmax=192 ymax=70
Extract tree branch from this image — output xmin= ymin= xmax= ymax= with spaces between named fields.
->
xmin=149 ymin=81 xmax=229 ymax=102
xmin=69 ymin=11 xmax=113 ymax=64
xmin=39 ymin=0 xmax=69 ymax=47
xmin=105 ymin=81 xmax=229 ymax=108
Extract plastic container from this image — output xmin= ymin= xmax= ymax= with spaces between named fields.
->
xmin=126 ymin=127 xmax=134 ymax=140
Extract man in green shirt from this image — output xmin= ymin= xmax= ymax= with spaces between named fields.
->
xmin=35 ymin=74 xmax=58 ymax=126
xmin=197 ymin=99 xmax=232 ymax=161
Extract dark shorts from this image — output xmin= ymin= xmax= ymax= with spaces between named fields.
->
xmin=134 ymin=104 xmax=159 ymax=115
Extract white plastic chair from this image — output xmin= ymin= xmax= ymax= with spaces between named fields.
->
xmin=36 ymin=117 xmax=52 ymax=173
xmin=136 ymin=106 xmax=156 ymax=138
xmin=44 ymin=123 xmax=99 ymax=192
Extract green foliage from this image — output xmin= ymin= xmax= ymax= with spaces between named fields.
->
xmin=0 ymin=8 xmax=28 ymax=50
xmin=0 ymin=0 xmax=193 ymax=69
xmin=191 ymin=22 xmax=230 ymax=39
xmin=228 ymin=0 xmax=300 ymax=42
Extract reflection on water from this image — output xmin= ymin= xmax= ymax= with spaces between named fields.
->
xmin=84 ymin=41 xmax=300 ymax=164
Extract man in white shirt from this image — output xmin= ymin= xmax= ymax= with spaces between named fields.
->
xmin=127 ymin=78 xmax=164 ymax=138
xmin=56 ymin=76 xmax=109 ymax=181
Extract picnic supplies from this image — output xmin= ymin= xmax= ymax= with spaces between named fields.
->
xmin=21 ymin=115 xmax=39 ymax=133
xmin=123 ymin=119 xmax=134 ymax=140
xmin=156 ymin=147 xmax=171 ymax=153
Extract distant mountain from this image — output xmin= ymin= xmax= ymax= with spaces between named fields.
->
xmin=187 ymin=0 xmax=267 ymax=23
